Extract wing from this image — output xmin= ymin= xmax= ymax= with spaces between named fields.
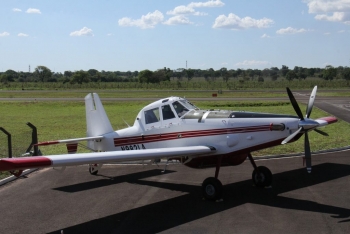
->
xmin=0 ymin=146 xmax=215 ymax=172
xmin=314 ymin=116 xmax=338 ymax=127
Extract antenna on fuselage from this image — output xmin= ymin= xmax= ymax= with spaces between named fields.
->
xmin=122 ymin=118 xmax=130 ymax=127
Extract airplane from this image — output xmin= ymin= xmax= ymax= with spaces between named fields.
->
xmin=0 ymin=86 xmax=337 ymax=201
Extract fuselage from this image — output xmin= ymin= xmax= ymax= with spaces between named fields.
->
xmin=88 ymin=97 xmax=300 ymax=168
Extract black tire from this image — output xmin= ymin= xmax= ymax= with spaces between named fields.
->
xmin=89 ymin=166 xmax=98 ymax=175
xmin=252 ymin=166 xmax=272 ymax=188
xmin=202 ymin=177 xmax=223 ymax=201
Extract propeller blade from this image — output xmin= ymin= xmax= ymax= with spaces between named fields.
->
xmin=306 ymin=86 xmax=317 ymax=118
xmin=304 ymin=132 xmax=312 ymax=173
xmin=281 ymin=127 xmax=302 ymax=145
xmin=314 ymin=128 xmax=329 ymax=136
xmin=286 ymin=87 xmax=304 ymax=120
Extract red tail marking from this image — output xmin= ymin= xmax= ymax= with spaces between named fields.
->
xmin=35 ymin=141 xmax=60 ymax=146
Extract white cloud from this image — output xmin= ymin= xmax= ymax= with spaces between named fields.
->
xmin=167 ymin=5 xmax=207 ymax=16
xmin=276 ymin=27 xmax=307 ymax=34
xmin=324 ymin=32 xmax=331 ymax=35
xmin=338 ymin=30 xmax=345 ymax=32
xmin=26 ymin=8 xmax=41 ymax=14
xmin=167 ymin=0 xmax=223 ymax=16
xmin=163 ymin=15 xmax=194 ymax=25
xmin=188 ymin=0 xmax=225 ymax=8
xmin=304 ymin=0 xmax=350 ymax=24
xmin=12 ymin=8 xmax=22 ymax=12
xmin=235 ymin=60 xmax=270 ymax=67
xmin=305 ymin=0 xmax=350 ymax=13
xmin=261 ymin=33 xmax=271 ymax=38
xmin=213 ymin=13 xmax=274 ymax=29
xmin=118 ymin=10 xmax=164 ymax=29
xmin=315 ymin=11 xmax=350 ymax=21
xmin=107 ymin=33 xmax=113 ymax=36
xmin=18 ymin=33 xmax=29 ymax=37
xmin=0 ymin=32 xmax=10 ymax=37
xmin=69 ymin=27 xmax=94 ymax=36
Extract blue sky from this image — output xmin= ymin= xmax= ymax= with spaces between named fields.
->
xmin=1 ymin=0 xmax=350 ymax=73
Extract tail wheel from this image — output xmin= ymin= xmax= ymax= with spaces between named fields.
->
xmin=252 ymin=166 xmax=272 ymax=188
xmin=202 ymin=177 xmax=223 ymax=201
xmin=89 ymin=164 xmax=98 ymax=175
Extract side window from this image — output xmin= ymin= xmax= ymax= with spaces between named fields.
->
xmin=144 ymin=108 xmax=160 ymax=124
xmin=162 ymin=105 xmax=175 ymax=120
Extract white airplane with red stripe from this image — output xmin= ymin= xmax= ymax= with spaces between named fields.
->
xmin=0 ymin=86 xmax=337 ymax=200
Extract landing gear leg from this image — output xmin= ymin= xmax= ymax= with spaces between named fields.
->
xmin=202 ymin=156 xmax=223 ymax=201
xmin=248 ymin=153 xmax=272 ymax=188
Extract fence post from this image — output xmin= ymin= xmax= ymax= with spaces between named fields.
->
xmin=26 ymin=122 xmax=39 ymax=156
xmin=0 ymin=127 xmax=12 ymax=158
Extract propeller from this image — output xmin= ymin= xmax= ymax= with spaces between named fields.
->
xmin=282 ymin=86 xmax=327 ymax=173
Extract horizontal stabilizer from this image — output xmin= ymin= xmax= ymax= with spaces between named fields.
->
xmin=36 ymin=136 xmax=104 ymax=146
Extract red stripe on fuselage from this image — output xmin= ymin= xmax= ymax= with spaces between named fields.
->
xmin=114 ymin=125 xmax=271 ymax=147
xmin=0 ymin=157 xmax=52 ymax=171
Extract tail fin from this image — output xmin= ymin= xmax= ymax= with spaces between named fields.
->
xmin=85 ymin=93 xmax=114 ymax=137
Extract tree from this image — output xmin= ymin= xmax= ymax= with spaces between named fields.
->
xmin=323 ymin=65 xmax=337 ymax=80
xmin=342 ymin=68 xmax=350 ymax=80
xmin=138 ymin=69 xmax=153 ymax=83
xmin=70 ymin=70 xmax=90 ymax=84
xmin=220 ymin=67 xmax=232 ymax=83
xmin=270 ymin=70 xmax=278 ymax=81
xmin=281 ymin=65 xmax=289 ymax=77
xmin=246 ymin=69 xmax=254 ymax=80
xmin=64 ymin=71 xmax=73 ymax=77
xmin=4 ymin=70 xmax=17 ymax=82
xmin=286 ymin=70 xmax=297 ymax=81
xmin=87 ymin=69 xmax=99 ymax=77
xmin=34 ymin=66 xmax=52 ymax=82
xmin=185 ymin=69 xmax=195 ymax=81
xmin=0 ymin=74 xmax=9 ymax=83
xmin=203 ymin=71 xmax=210 ymax=82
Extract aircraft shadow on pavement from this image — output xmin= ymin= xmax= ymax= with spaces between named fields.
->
xmin=53 ymin=169 xmax=177 ymax=193
xmin=50 ymin=163 xmax=350 ymax=233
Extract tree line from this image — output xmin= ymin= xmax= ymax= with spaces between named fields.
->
xmin=1 ymin=65 xmax=350 ymax=84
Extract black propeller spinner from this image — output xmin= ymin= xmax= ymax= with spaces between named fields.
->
xmin=281 ymin=86 xmax=328 ymax=173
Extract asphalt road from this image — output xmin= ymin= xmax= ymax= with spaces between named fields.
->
xmin=0 ymin=92 xmax=349 ymax=233
xmin=0 ymin=152 xmax=349 ymax=234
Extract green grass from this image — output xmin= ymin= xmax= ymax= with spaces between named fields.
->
xmin=1 ymin=100 xmax=349 ymax=179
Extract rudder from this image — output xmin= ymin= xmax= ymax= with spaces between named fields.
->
xmin=85 ymin=93 xmax=114 ymax=138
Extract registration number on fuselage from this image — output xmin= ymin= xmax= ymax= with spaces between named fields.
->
xmin=121 ymin=144 xmax=146 ymax=151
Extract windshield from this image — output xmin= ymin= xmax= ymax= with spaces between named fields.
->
xmin=172 ymin=99 xmax=197 ymax=117
xmin=179 ymin=99 xmax=198 ymax=110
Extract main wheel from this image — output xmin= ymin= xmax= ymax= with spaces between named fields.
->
xmin=252 ymin=166 xmax=272 ymax=188
xmin=202 ymin=177 xmax=223 ymax=201
xmin=89 ymin=165 xmax=98 ymax=175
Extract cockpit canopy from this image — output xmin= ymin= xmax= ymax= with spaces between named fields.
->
xmin=138 ymin=97 xmax=198 ymax=127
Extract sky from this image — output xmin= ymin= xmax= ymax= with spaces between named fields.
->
xmin=1 ymin=0 xmax=350 ymax=73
